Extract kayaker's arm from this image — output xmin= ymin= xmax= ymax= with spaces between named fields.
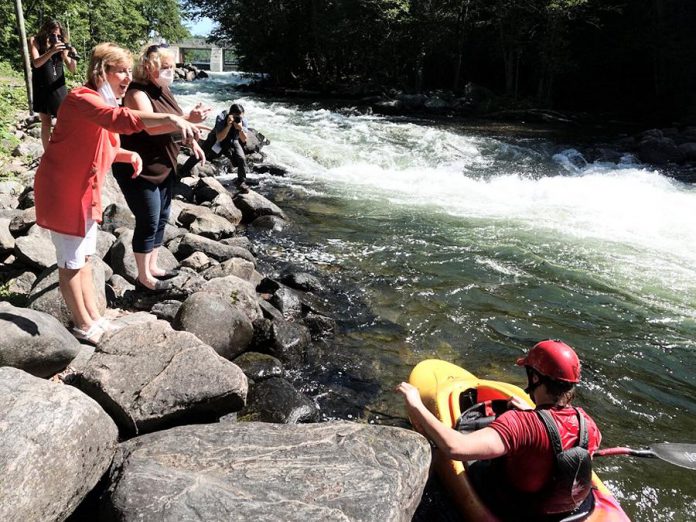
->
xmin=396 ymin=382 xmax=507 ymax=461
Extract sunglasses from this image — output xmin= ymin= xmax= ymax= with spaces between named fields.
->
xmin=146 ymin=43 xmax=169 ymax=55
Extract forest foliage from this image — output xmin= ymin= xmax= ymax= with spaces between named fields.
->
xmin=184 ymin=0 xmax=696 ymax=121
xmin=0 ymin=0 xmax=189 ymax=71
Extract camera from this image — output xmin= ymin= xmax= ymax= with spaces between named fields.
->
xmin=233 ymin=115 xmax=242 ymax=124
xmin=48 ymin=33 xmax=80 ymax=60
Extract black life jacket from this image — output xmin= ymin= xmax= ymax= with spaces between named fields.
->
xmin=533 ymin=407 xmax=594 ymax=514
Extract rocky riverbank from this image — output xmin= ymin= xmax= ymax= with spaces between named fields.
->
xmin=0 ymin=116 xmax=431 ymax=520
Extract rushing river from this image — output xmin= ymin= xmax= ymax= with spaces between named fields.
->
xmin=174 ymin=72 xmax=696 ymax=521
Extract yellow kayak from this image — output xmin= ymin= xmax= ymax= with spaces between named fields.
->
xmin=408 ymin=359 xmax=630 ymax=521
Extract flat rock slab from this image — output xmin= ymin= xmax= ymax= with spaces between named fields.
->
xmin=74 ymin=320 xmax=248 ymax=437
xmin=0 ymin=367 xmax=118 ymax=522
xmin=100 ymin=421 xmax=430 ymax=522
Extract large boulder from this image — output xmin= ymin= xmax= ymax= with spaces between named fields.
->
xmin=99 ymin=421 xmax=430 ymax=521
xmin=175 ymin=232 xmax=255 ymax=263
xmin=233 ymin=351 xmax=283 ymax=382
xmin=28 ymin=262 xmax=107 ymax=328
xmin=178 ymin=205 xmax=236 ymax=239
xmin=0 ymin=301 xmax=80 ymax=377
xmin=638 ymin=136 xmax=684 ymax=165
xmin=210 ymin=192 xmax=243 ymax=225
xmin=110 ymin=229 xmax=179 ymax=283
xmin=193 ymin=176 xmax=229 ymax=204
xmin=101 ymin=203 xmax=135 ymax=234
xmin=74 ymin=320 xmax=248 ymax=436
xmin=200 ymin=256 xmax=255 ymax=281
xmin=266 ymin=318 xmax=312 ymax=366
xmin=0 ymin=367 xmax=118 ymax=522
xmin=200 ymin=274 xmax=263 ymax=322
xmin=173 ymin=292 xmax=254 ymax=360
xmin=14 ymin=223 xmax=55 ymax=269
xmin=233 ymin=190 xmax=287 ymax=224
xmin=0 ymin=217 xmax=15 ymax=255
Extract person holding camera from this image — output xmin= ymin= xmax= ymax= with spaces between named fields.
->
xmin=112 ymin=44 xmax=209 ymax=292
xmin=29 ymin=20 xmax=78 ymax=150
xmin=181 ymin=103 xmax=250 ymax=191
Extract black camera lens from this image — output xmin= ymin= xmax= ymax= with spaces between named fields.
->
xmin=49 ymin=34 xmax=58 ymax=44
xmin=233 ymin=115 xmax=242 ymax=123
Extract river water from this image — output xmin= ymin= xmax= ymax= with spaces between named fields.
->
xmin=174 ymin=73 xmax=696 ymax=521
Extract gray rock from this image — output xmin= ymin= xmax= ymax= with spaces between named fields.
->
xmin=0 ymin=302 xmax=80 ymax=377
xmin=180 ymin=251 xmax=214 ymax=271
xmin=162 ymin=223 xmax=186 ymax=244
xmin=169 ymin=199 xmax=199 ymax=224
xmin=100 ymin=421 xmax=429 ymax=521
xmin=151 ymin=300 xmax=182 ymax=322
xmin=176 ymin=232 xmax=255 ymax=263
xmin=258 ymin=299 xmax=284 ymax=321
xmin=194 ymin=176 xmax=230 ymax=204
xmin=267 ymin=319 xmax=311 ymax=366
xmin=0 ymin=193 xmax=18 ymax=210
xmin=0 ymin=179 xmax=24 ymax=197
xmin=96 ymin=229 xmax=117 ymax=259
xmin=219 ymin=235 xmax=253 ymax=251
xmin=233 ymin=190 xmax=287 ymax=224
xmin=243 ymin=376 xmax=317 ymax=423
xmin=14 ymin=224 xmax=55 ymax=269
xmin=678 ymin=142 xmax=696 ymax=161
xmin=110 ymin=229 xmax=179 ymax=283
xmin=9 ymin=207 xmax=35 ymax=236
xmin=12 ymin=139 xmax=43 ymax=160
xmin=101 ymin=204 xmax=135 ymax=234
xmin=304 ymin=312 xmax=338 ymax=340
xmin=0 ymin=217 xmax=15 ymax=254
xmin=250 ymin=214 xmax=288 ymax=231
xmin=270 ymin=284 xmax=303 ymax=320
xmin=173 ymin=292 xmax=254 ymax=360
xmin=0 ymin=367 xmax=118 ymax=522
xmin=200 ymin=256 xmax=255 ymax=281
xmin=200 ymin=274 xmax=263 ymax=322
xmin=102 ymin=171 xmax=128 ymax=209
xmin=233 ymin=351 xmax=283 ymax=381
xmin=639 ymin=136 xmax=684 ymax=165
xmin=3 ymin=270 xmax=37 ymax=305
xmin=28 ymin=262 xmax=107 ymax=328
xmin=210 ymin=192 xmax=242 ymax=225
xmin=280 ymin=270 xmax=323 ymax=292
xmin=178 ymin=205 xmax=236 ymax=239
xmin=75 ymin=320 xmax=248 ymax=436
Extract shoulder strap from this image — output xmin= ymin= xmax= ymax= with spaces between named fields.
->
xmin=576 ymin=408 xmax=589 ymax=449
xmin=537 ymin=409 xmax=563 ymax=454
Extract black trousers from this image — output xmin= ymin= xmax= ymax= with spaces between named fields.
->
xmin=182 ymin=138 xmax=247 ymax=182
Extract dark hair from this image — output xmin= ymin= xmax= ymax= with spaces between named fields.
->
xmin=229 ymin=103 xmax=244 ymax=115
xmin=527 ymin=368 xmax=576 ymax=405
xmin=36 ymin=20 xmax=66 ymax=50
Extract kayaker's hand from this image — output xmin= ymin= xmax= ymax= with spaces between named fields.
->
xmin=395 ymin=382 xmax=424 ymax=409
xmin=508 ymin=396 xmax=533 ymax=411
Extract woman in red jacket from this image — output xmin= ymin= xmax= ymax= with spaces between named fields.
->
xmin=34 ymin=43 xmax=202 ymax=343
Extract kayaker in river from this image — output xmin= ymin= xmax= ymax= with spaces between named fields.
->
xmin=397 ymin=340 xmax=601 ymax=521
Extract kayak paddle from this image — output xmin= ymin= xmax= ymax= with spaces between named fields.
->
xmin=596 ymin=443 xmax=696 ymax=470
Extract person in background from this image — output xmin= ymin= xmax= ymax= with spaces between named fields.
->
xmin=29 ymin=19 xmax=78 ymax=150
xmin=112 ymin=44 xmax=209 ymax=292
xmin=33 ymin=43 xmax=202 ymax=344
xmin=396 ymin=340 xmax=601 ymax=521
xmin=181 ymin=103 xmax=250 ymax=191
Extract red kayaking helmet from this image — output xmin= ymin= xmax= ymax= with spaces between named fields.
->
xmin=516 ymin=339 xmax=581 ymax=383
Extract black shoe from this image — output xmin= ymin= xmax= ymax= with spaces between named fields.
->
xmin=236 ymin=181 xmax=250 ymax=193
xmin=135 ymin=278 xmax=172 ymax=293
xmin=157 ymin=269 xmax=179 ymax=280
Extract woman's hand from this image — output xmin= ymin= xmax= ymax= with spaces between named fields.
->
xmin=395 ymin=382 xmax=424 ymax=410
xmin=49 ymin=42 xmax=67 ymax=56
xmin=129 ymin=152 xmax=143 ymax=178
xmin=169 ymin=115 xmax=202 ymax=142
xmin=187 ymin=102 xmax=212 ymax=124
xmin=191 ymin=140 xmax=206 ymax=166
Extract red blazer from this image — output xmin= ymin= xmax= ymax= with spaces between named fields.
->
xmin=34 ymin=85 xmax=145 ymax=237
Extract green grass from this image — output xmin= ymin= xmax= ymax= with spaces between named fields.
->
xmin=0 ymin=62 xmax=27 ymax=160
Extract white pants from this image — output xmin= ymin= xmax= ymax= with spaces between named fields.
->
xmin=49 ymin=218 xmax=97 ymax=269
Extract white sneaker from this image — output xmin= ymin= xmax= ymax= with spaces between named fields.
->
xmin=72 ymin=323 xmax=105 ymax=345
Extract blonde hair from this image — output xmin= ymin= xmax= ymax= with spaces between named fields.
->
xmin=87 ymin=43 xmax=132 ymax=86
xmin=133 ymin=44 xmax=175 ymax=82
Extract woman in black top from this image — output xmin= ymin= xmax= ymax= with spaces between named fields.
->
xmin=29 ymin=20 xmax=77 ymax=150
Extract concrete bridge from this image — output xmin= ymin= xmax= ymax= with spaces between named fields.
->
xmin=167 ymin=38 xmax=237 ymax=72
